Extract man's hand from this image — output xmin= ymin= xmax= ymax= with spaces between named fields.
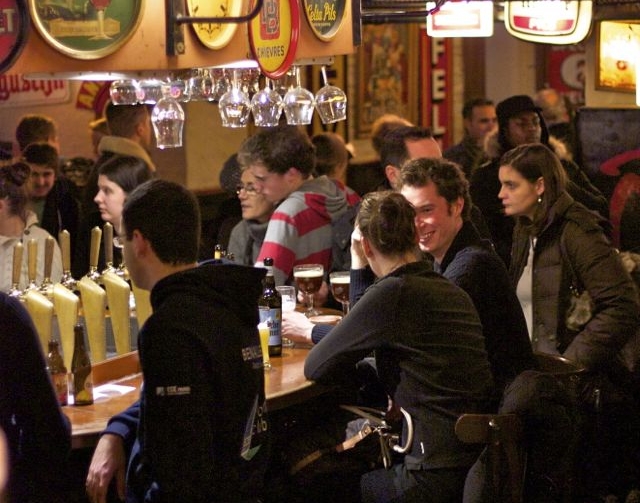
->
xmin=282 ymin=310 xmax=315 ymax=345
xmin=85 ymin=434 xmax=126 ymax=503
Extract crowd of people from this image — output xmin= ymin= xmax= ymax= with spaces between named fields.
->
xmin=1 ymin=88 xmax=639 ymax=503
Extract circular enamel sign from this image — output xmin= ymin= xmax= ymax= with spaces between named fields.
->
xmin=249 ymin=0 xmax=300 ymax=79
xmin=0 ymin=0 xmax=28 ymax=73
xmin=302 ymin=0 xmax=345 ymax=41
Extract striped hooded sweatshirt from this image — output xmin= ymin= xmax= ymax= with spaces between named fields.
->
xmin=257 ymin=175 xmax=348 ymax=285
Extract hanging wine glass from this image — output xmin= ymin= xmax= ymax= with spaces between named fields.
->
xmin=151 ymin=84 xmax=185 ymax=149
xmin=211 ymin=68 xmax=231 ymax=102
xmin=109 ymin=80 xmax=142 ymax=105
xmin=188 ymin=68 xmax=215 ymax=101
xmin=315 ymin=66 xmax=347 ymax=124
xmin=251 ymin=77 xmax=283 ymax=127
xmin=283 ymin=66 xmax=315 ymax=126
xmin=138 ymin=79 xmax=164 ymax=104
xmin=218 ymin=70 xmax=252 ymax=128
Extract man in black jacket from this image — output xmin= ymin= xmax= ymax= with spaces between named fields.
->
xmin=85 ymin=180 xmax=269 ymax=503
xmin=400 ymin=157 xmax=536 ymax=394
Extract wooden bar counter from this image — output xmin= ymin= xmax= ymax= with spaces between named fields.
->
xmin=65 ymin=345 xmax=324 ymax=449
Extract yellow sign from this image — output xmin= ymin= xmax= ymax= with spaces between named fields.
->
xmin=249 ymin=0 xmax=300 ymax=79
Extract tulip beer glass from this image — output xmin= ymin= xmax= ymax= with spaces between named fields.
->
xmin=329 ymin=271 xmax=350 ymax=315
xmin=293 ymin=264 xmax=323 ymax=317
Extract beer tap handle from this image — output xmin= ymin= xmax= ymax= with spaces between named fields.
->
xmin=59 ymin=229 xmax=71 ymax=272
xmin=103 ymin=222 xmax=114 ymax=267
xmin=43 ymin=236 xmax=54 ymax=282
xmin=11 ymin=241 xmax=24 ymax=289
xmin=87 ymin=226 xmax=102 ymax=283
xmin=27 ymin=239 xmax=38 ymax=286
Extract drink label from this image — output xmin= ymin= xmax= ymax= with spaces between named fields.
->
xmin=51 ymin=372 xmax=68 ymax=406
xmin=73 ymin=365 xmax=94 ymax=405
xmin=259 ymin=307 xmax=282 ymax=346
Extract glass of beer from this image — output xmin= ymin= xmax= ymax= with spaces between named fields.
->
xmin=329 ymin=271 xmax=350 ymax=316
xmin=293 ymin=264 xmax=324 ymax=317
xmin=258 ymin=322 xmax=271 ymax=370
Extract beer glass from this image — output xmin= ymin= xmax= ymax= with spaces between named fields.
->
xmin=276 ymin=285 xmax=296 ymax=348
xmin=329 ymin=271 xmax=350 ymax=315
xmin=258 ymin=322 xmax=271 ymax=370
xmin=315 ymin=66 xmax=347 ymax=124
xmin=151 ymin=84 xmax=185 ymax=149
xmin=218 ymin=70 xmax=251 ymax=128
xmin=293 ymin=264 xmax=324 ymax=317
xmin=283 ymin=67 xmax=315 ymax=126
xmin=251 ymin=78 xmax=283 ymax=127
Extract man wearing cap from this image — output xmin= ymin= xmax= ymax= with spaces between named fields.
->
xmin=470 ymin=94 xmax=607 ymax=266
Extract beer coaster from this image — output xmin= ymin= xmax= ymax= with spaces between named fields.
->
xmin=308 ymin=314 xmax=342 ymax=325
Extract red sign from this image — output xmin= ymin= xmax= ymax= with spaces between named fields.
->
xmin=0 ymin=0 xmax=28 ymax=74
xmin=249 ymin=0 xmax=300 ymax=79
xmin=420 ymin=29 xmax=453 ymax=149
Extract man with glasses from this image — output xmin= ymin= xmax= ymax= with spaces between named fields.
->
xmin=237 ymin=125 xmax=349 ymax=285
xmin=470 ymin=94 xmax=607 ymax=266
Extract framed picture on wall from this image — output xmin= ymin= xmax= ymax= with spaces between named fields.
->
xmin=349 ymin=24 xmax=420 ymax=139
xmin=596 ymin=20 xmax=640 ymax=93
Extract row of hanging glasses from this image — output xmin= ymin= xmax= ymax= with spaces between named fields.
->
xmin=109 ymin=65 xmax=347 ymax=148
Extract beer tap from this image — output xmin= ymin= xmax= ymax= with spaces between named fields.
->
xmin=101 ymin=222 xmax=117 ymax=277
xmin=8 ymin=241 xmax=24 ymax=298
xmin=25 ymin=239 xmax=39 ymax=292
xmin=58 ymin=229 xmax=77 ymax=291
xmin=39 ymin=236 xmax=55 ymax=298
xmin=86 ymin=226 xmax=102 ymax=283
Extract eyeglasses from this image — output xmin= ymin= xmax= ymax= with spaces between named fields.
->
xmin=235 ymin=183 xmax=259 ymax=196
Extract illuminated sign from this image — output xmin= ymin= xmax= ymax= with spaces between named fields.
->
xmin=504 ymin=0 xmax=593 ymax=45
xmin=426 ymin=1 xmax=493 ymax=38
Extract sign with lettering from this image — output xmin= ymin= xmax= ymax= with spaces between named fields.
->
xmin=302 ymin=0 xmax=345 ymax=41
xmin=504 ymin=0 xmax=592 ymax=44
xmin=0 ymin=74 xmax=70 ymax=107
xmin=0 ymin=0 xmax=28 ymax=74
xmin=426 ymin=1 xmax=493 ymax=38
xmin=249 ymin=0 xmax=300 ymax=79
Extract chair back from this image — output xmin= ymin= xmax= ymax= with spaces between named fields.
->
xmin=456 ymin=413 xmax=525 ymax=503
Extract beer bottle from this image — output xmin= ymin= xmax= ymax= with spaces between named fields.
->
xmin=259 ymin=258 xmax=282 ymax=356
xmin=47 ymin=340 xmax=68 ymax=406
xmin=71 ymin=323 xmax=94 ymax=405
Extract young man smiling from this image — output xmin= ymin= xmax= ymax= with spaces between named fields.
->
xmin=399 ymin=157 xmax=535 ymax=393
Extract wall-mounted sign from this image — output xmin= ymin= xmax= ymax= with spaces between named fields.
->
xmin=426 ymin=1 xmax=493 ymax=38
xmin=186 ymin=0 xmax=243 ymax=50
xmin=302 ymin=0 xmax=346 ymax=41
xmin=504 ymin=0 xmax=592 ymax=45
xmin=0 ymin=0 xmax=29 ymax=74
xmin=249 ymin=0 xmax=300 ymax=79
xmin=0 ymin=73 xmax=69 ymax=106
xmin=28 ymin=0 xmax=144 ymax=60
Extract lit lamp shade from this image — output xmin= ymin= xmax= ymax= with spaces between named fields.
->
xmin=426 ymin=1 xmax=494 ymax=38
xmin=504 ymin=0 xmax=592 ymax=45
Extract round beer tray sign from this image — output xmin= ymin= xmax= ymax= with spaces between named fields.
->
xmin=249 ymin=0 xmax=300 ymax=79
xmin=0 ymin=0 xmax=29 ymax=73
xmin=302 ymin=0 xmax=345 ymax=41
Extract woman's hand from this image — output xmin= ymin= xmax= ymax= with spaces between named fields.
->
xmin=350 ymin=225 xmax=368 ymax=270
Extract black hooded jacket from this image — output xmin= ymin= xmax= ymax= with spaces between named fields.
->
xmin=105 ymin=262 xmax=269 ymax=503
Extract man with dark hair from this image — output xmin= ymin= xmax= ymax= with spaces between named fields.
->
xmin=85 ymin=180 xmax=269 ymax=503
xmin=15 ymin=114 xmax=59 ymax=153
xmin=74 ymin=103 xmax=155 ymax=277
xmin=238 ymin=125 xmax=348 ymax=285
xmin=22 ymin=142 xmax=79 ymax=255
xmin=379 ymin=126 xmax=442 ymax=190
xmin=443 ymin=98 xmax=497 ymax=178
xmin=399 ymin=158 xmax=535 ymax=393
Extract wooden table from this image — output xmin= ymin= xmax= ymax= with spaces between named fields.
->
xmin=65 ymin=346 xmax=325 ymax=449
